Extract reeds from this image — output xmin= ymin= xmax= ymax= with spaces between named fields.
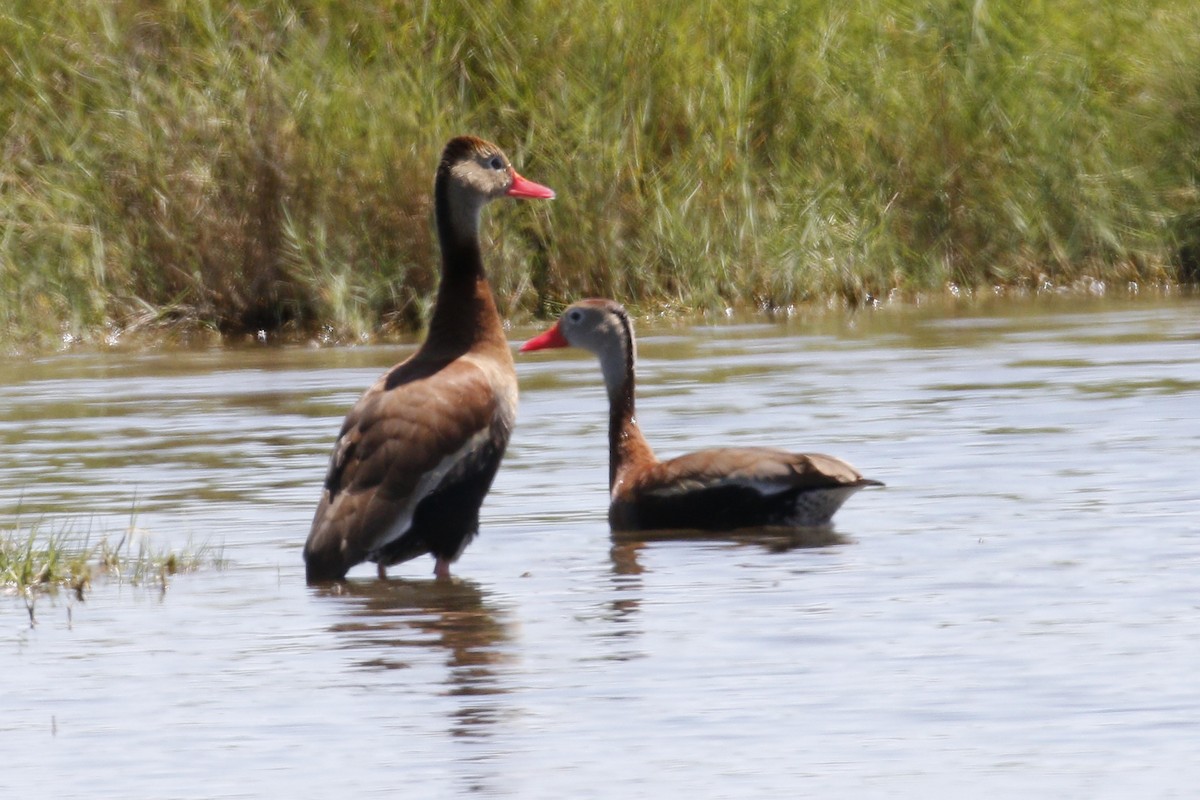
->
xmin=2 ymin=0 xmax=1198 ymax=344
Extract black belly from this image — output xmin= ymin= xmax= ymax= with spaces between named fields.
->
xmin=611 ymin=484 xmax=809 ymax=532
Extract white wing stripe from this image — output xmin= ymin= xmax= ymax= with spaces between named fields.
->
xmin=644 ymin=476 xmax=794 ymax=498
xmin=367 ymin=427 xmax=492 ymax=555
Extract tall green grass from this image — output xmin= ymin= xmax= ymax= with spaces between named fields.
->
xmin=2 ymin=0 xmax=1198 ymax=344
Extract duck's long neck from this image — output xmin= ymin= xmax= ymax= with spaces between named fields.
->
xmin=601 ymin=327 xmax=656 ymax=493
xmin=425 ymin=179 xmax=508 ymax=358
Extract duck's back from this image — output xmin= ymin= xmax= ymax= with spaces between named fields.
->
xmin=610 ymin=447 xmax=879 ymax=531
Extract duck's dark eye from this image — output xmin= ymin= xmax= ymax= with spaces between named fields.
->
xmin=487 ymin=155 xmax=504 ymax=170
xmin=567 ymin=309 xmax=583 ymax=323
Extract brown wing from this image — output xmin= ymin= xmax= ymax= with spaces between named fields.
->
xmin=304 ymin=355 xmax=514 ymax=578
xmin=635 ymin=447 xmax=873 ymax=497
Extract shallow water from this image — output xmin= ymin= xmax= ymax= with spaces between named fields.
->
xmin=2 ymin=297 xmax=1198 ymax=798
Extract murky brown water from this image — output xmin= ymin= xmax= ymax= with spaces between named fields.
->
xmin=3 ymin=297 xmax=1198 ymax=798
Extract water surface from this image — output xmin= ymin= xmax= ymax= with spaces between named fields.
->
xmin=2 ymin=297 xmax=1198 ymax=798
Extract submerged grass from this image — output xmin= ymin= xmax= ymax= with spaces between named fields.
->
xmin=2 ymin=0 xmax=1199 ymax=345
xmin=2 ymin=515 xmax=226 ymax=626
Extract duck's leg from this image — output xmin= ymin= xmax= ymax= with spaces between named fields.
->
xmin=433 ymin=557 xmax=452 ymax=581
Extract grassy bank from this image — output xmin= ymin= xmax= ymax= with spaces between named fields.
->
xmin=2 ymin=0 xmax=1198 ymax=345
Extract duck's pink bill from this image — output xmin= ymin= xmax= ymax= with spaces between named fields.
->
xmin=520 ymin=323 xmax=568 ymax=352
xmin=507 ymin=171 xmax=556 ymax=199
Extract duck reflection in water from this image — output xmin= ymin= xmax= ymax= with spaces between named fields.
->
xmin=603 ymin=526 xmax=850 ymax=652
xmin=316 ymin=579 xmax=512 ymax=739
xmin=609 ymin=525 xmax=850 ymax=574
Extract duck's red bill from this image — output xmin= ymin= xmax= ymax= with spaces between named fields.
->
xmin=507 ymin=171 xmax=556 ymax=199
xmin=520 ymin=323 xmax=568 ymax=352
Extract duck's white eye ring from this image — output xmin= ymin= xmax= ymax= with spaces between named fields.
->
xmin=567 ymin=309 xmax=584 ymax=323
xmin=488 ymin=155 xmax=504 ymax=170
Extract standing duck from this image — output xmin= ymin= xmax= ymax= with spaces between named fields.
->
xmin=304 ymin=136 xmax=554 ymax=583
xmin=520 ymin=299 xmax=881 ymax=531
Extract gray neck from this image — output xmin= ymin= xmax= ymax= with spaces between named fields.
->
xmin=598 ymin=337 xmax=632 ymax=407
xmin=595 ymin=317 xmax=655 ymax=490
